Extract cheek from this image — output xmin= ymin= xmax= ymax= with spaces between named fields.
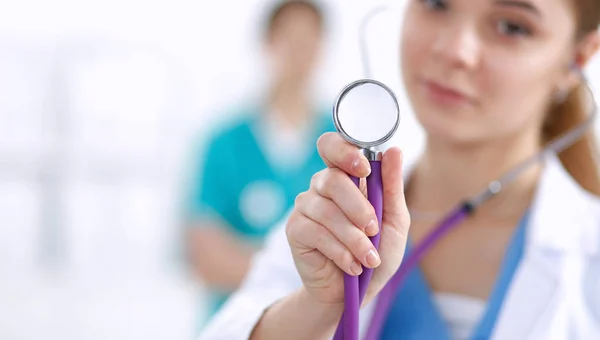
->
xmin=400 ymin=21 xmax=426 ymax=79
xmin=400 ymin=23 xmax=431 ymax=113
xmin=481 ymin=58 xmax=556 ymax=137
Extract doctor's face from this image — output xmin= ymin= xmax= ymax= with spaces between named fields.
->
xmin=400 ymin=0 xmax=579 ymax=145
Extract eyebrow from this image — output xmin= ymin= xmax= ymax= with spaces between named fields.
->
xmin=494 ymin=0 xmax=542 ymax=16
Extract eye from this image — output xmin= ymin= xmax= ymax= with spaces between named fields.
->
xmin=497 ymin=20 xmax=532 ymax=37
xmin=420 ymin=0 xmax=448 ymax=11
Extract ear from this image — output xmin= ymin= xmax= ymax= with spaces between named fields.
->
xmin=562 ymin=30 xmax=600 ymax=90
xmin=574 ymin=29 xmax=600 ymax=68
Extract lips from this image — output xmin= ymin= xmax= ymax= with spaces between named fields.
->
xmin=422 ymin=79 xmax=473 ymax=106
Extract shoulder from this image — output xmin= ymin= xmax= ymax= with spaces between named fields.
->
xmin=581 ymin=214 xmax=600 ymax=327
xmin=208 ymin=108 xmax=259 ymax=144
xmin=586 ymin=191 xmax=600 ymax=218
xmin=584 ymin=191 xmax=600 ymax=223
xmin=532 ymin=154 xmax=600 ymax=255
xmin=194 ymin=107 xmax=260 ymax=156
xmin=569 ymin=186 xmax=600 ymax=321
xmin=577 ymin=189 xmax=600 ymax=254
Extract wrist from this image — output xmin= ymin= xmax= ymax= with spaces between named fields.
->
xmin=251 ymin=287 xmax=344 ymax=340
xmin=297 ymin=287 xmax=344 ymax=315
xmin=295 ymin=287 xmax=344 ymax=334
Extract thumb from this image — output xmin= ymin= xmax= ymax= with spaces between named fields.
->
xmin=378 ymin=147 xmax=410 ymax=270
xmin=381 ymin=147 xmax=410 ymax=230
xmin=362 ymin=147 xmax=411 ymax=304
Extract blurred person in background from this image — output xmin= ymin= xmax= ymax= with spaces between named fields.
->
xmin=184 ymin=0 xmax=334 ymax=327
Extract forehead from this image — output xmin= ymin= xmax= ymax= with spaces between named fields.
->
xmin=478 ymin=0 xmax=576 ymax=18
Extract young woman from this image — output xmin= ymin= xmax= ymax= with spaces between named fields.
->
xmin=198 ymin=0 xmax=600 ymax=339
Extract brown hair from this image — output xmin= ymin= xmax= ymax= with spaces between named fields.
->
xmin=542 ymin=0 xmax=600 ymax=196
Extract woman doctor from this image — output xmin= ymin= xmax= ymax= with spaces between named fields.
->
xmin=198 ymin=0 xmax=600 ymax=339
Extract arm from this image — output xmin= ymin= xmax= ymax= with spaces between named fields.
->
xmin=250 ymin=287 xmax=343 ymax=340
xmin=185 ymin=135 xmax=252 ymax=290
xmin=188 ymin=221 xmax=256 ymax=291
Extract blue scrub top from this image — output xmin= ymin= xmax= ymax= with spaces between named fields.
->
xmin=380 ymin=211 xmax=530 ymax=340
xmin=186 ymin=106 xmax=335 ymax=317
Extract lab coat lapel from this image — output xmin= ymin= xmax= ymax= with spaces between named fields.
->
xmin=490 ymin=245 xmax=562 ymax=339
xmin=491 ymin=154 xmax=594 ymax=340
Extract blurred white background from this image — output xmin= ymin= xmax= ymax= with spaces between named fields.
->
xmin=0 ymin=0 xmax=598 ymax=339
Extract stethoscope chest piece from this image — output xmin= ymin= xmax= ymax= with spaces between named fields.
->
xmin=333 ymin=79 xmax=401 ymax=160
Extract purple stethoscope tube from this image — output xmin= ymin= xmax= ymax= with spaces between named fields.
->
xmin=333 ymin=163 xmax=384 ymax=340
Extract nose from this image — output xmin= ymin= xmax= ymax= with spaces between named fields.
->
xmin=431 ymin=21 xmax=481 ymax=70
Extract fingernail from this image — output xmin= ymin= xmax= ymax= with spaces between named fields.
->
xmin=361 ymin=159 xmax=371 ymax=176
xmin=365 ymin=219 xmax=378 ymax=236
xmin=351 ymin=261 xmax=363 ymax=276
xmin=352 ymin=158 xmax=371 ymax=177
xmin=366 ymin=249 xmax=381 ymax=268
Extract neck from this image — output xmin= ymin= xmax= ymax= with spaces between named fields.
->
xmin=267 ymin=77 xmax=313 ymax=128
xmin=408 ymin=130 xmax=544 ymax=219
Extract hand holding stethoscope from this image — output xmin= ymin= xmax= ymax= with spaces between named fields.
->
xmin=285 ymin=107 xmax=409 ymax=334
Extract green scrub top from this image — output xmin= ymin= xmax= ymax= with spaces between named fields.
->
xmin=186 ymin=106 xmax=335 ymax=321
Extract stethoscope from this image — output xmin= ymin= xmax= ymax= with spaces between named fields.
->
xmin=330 ymin=6 xmax=598 ymax=340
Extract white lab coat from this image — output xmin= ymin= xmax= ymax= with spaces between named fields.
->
xmin=198 ymin=153 xmax=600 ymax=340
